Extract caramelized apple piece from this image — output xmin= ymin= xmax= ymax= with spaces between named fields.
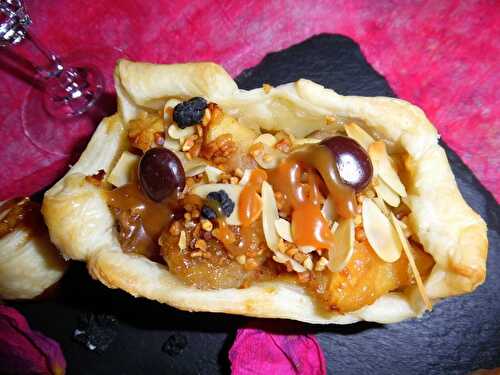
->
xmin=310 ymin=240 xmax=433 ymax=313
xmin=161 ymin=220 xmax=274 ymax=290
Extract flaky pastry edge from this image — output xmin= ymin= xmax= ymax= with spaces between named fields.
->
xmin=41 ymin=60 xmax=487 ymax=324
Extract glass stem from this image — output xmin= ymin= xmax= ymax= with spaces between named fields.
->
xmin=24 ymin=32 xmax=64 ymax=79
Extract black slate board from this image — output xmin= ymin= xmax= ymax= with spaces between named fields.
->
xmin=11 ymin=34 xmax=500 ymax=375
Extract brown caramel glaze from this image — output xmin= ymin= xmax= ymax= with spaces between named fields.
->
xmin=106 ymin=183 xmax=178 ymax=260
xmin=268 ymin=144 xmax=357 ymax=249
xmin=238 ymin=168 xmax=266 ymax=226
xmin=0 ymin=198 xmax=44 ymax=239
xmin=293 ymin=144 xmax=357 ymax=218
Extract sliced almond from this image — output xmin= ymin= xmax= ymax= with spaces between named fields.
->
xmin=107 ymin=151 xmax=139 ymax=187
xmin=163 ymin=98 xmax=181 ymax=122
xmin=275 ymin=218 xmax=293 ymax=242
xmin=185 ymin=165 xmax=207 ymax=177
xmin=191 ymin=184 xmax=243 ymax=225
xmin=328 ymin=218 xmax=354 ymax=272
xmin=397 ymin=217 xmax=412 ymax=238
xmin=374 ymin=178 xmax=400 ymax=207
xmin=390 ymin=213 xmax=432 ymax=310
xmin=321 ymin=196 xmax=336 ymax=222
xmin=292 ymin=137 xmax=321 ymax=148
xmin=173 ymin=151 xmax=206 ymax=172
xmin=205 ymin=166 xmax=224 ymax=183
xmin=239 ymin=169 xmax=253 ymax=185
xmin=168 ymin=123 xmax=195 ymax=141
xmin=252 ymin=133 xmax=277 ymax=147
xmin=368 ymin=141 xmax=407 ymax=197
xmin=261 ymin=181 xmax=280 ymax=252
xmin=331 ymin=221 xmax=339 ymax=232
xmin=163 ymin=136 xmax=181 ymax=151
xmin=178 ymin=230 xmax=187 ymax=250
xmin=344 ymin=123 xmax=375 ymax=151
xmin=362 ymin=198 xmax=402 ymax=262
xmin=253 ymin=145 xmax=283 ymax=169
xmin=372 ymin=196 xmax=390 ymax=216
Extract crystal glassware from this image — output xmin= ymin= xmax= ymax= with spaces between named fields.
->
xmin=1 ymin=0 xmax=105 ymax=156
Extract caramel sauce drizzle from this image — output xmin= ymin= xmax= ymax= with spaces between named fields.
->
xmin=106 ymin=183 xmax=175 ymax=256
xmin=268 ymin=144 xmax=357 ymax=249
xmin=238 ymin=168 xmax=267 ymax=226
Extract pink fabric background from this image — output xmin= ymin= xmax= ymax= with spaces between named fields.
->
xmin=0 ymin=0 xmax=498 ymax=201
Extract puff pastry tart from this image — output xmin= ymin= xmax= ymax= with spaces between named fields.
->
xmin=0 ymin=199 xmax=67 ymax=299
xmin=42 ymin=60 xmax=487 ymax=324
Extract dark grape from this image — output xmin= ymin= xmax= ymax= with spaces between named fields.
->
xmin=139 ymin=148 xmax=185 ymax=202
xmin=320 ymin=136 xmax=373 ymax=191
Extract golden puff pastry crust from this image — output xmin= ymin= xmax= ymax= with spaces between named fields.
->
xmin=0 ymin=201 xmax=68 ymax=300
xmin=41 ymin=60 xmax=487 ymax=324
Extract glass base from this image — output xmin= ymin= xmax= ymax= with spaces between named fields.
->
xmin=20 ymin=50 xmax=119 ymax=157
xmin=43 ymin=64 xmax=104 ymax=119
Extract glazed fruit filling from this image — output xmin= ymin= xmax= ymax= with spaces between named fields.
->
xmin=103 ymin=95 xmax=435 ymax=313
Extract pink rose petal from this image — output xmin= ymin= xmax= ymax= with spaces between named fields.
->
xmin=230 ymin=327 xmax=326 ymax=375
xmin=0 ymin=305 xmax=66 ymax=375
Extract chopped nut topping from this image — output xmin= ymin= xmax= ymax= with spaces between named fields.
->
xmin=297 ymin=271 xmax=311 ymax=283
xmin=207 ymin=103 xmax=223 ymax=126
xmin=278 ymin=238 xmax=289 ymax=253
xmin=182 ymin=134 xmax=198 ymax=151
xmin=236 ymin=254 xmax=246 ymax=265
xmin=186 ymin=177 xmax=196 ymax=188
xmin=234 ymin=168 xmax=244 ymax=178
xmin=154 ymin=132 xmax=165 ymax=146
xmin=244 ymin=258 xmax=259 ymax=271
xmin=248 ymin=143 xmax=264 ymax=158
xmin=274 ymin=192 xmax=285 ymax=210
xmin=286 ymin=247 xmax=299 ymax=257
xmin=169 ymin=221 xmax=182 ymax=236
xmin=194 ymin=239 xmax=208 ymax=251
xmin=303 ymin=256 xmax=313 ymax=271
xmin=275 ymin=139 xmax=291 ymax=153
xmin=293 ymin=252 xmax=307 ymax=263
xmin=201 ymin=108 xmax=211 ymax=126
xmin=355 ymin=226 xmax=366 ymax=242
xmin=314 ymin=256 xmax=329 ymax=271
xmin=354 ymin=214 xmax=362 ymax=226
xmin=274 ymin=132 xmax=292 ymax=153
xmin=201 ymin=134 xmax=237 ymax=163
xmin=196 ymin=125 xmax=204 ymax=137
xmin=128 ymin=116 xmax=164 ymax=151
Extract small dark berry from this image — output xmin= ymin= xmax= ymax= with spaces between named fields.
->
xmin=206 ymin=190 xmax=234 ymax=217
xmin=201 ymin=205 xmax=217 ymax=220
xmin=207 ymin=191 xmax=223 ymax=202
xmin=173 ymin=97 xmax=208 ymax=129
xmin=220 ymin=199 xmax=235 ymax=217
